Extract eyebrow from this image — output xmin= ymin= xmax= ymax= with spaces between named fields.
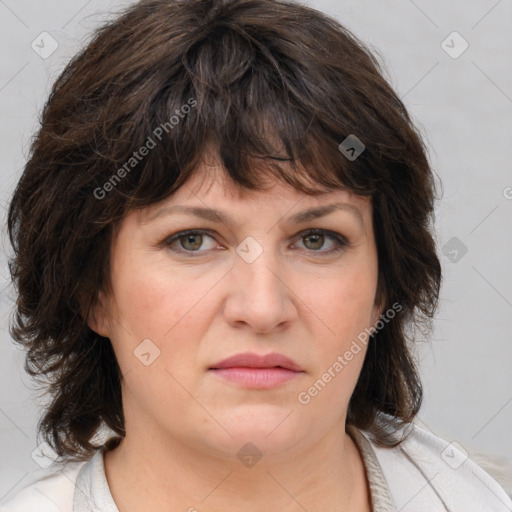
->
xmin=143 ymin=202 xmax=364 ymax=228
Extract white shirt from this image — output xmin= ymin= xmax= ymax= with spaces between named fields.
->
xmin=1 ymin=422 xmax=511 ymax=511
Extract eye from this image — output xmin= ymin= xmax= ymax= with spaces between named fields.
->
xmin=164 ymin=230 xmax=219 ymax=254
xmin=293 ymin=229 xmax=348 ymax=255
xmin=162 ymin=228 xmax=348 ymax=256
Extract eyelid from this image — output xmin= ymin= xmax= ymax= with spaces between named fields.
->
xmin=162 ymin=229 xmax=221 ymax=252
xmin=291 ymin=229 xmax=349 ymax=255
xmin=162 ymin=228 xmax=349 ymax=256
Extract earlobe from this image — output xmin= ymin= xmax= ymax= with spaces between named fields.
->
xmin=370 ymin=296 xmax=386 ymax=331
xmin=86 ymin=290 xmax=111 ymax=337
xmin=371 ymin=307 xmax=382 ymax=331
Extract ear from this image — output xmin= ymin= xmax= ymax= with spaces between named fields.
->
xmin=370 ymin=288 xmax=386 ymax=331
xmin=370 ymin=305 xmax=382 ymax=331
xmin=85 ymin=290 xmax=111 ymax=337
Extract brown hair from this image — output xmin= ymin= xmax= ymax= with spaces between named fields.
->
xmin=6 ymin=0 xmax=442 ymax=462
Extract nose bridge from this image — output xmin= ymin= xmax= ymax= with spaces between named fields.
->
xmin=235 ymin=234 xmax=283 ymax=298
xmin=224 ymin=234 xmax=295 ymax=332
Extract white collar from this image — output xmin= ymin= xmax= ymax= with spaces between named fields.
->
xmin=72 ymin=423 xmax=512 ymax=512
xmin=72 ymin=429 xmax=397 ymax=512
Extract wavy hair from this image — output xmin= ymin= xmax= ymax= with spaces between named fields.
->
xmin=6 ymin=0 xmax=442 ymax=461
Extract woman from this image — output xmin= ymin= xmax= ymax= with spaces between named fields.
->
xmin=2 ymin=0 xmax=511 ymax=510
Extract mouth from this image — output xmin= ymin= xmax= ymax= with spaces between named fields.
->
xmin=208 ymin=366 xmax=304 ymax=389
xmin=208 ymin=352 xmax=304 ymax=389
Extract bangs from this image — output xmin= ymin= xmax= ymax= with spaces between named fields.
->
xmin=100 ymin=21 xmax=379 ymax=212
xmin=7 ymin=0 xmax=441 ymax=459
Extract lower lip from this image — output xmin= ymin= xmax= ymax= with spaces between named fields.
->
xmin=208 ymin=367 xmax=303 ymax=389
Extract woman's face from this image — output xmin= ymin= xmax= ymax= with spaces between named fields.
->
xmin=90 ymin=157 xmax=382 ymax=461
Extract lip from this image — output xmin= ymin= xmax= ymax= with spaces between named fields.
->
xmin=210 ymin=352 xmax=303 ymax=371
xmin=208 ymin=352 xmax=304 ymax=389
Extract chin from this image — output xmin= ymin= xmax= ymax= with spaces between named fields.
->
xmin=216 ymin=417 xmax=306 ymax=450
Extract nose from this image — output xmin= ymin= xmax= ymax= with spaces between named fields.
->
xmin=222 ymin=242 xmax=298 ymax=334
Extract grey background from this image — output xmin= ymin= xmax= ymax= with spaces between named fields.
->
xmin=1 ymin=0 xmax=511 ymax=502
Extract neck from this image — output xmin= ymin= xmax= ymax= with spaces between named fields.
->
xmin=103 ymin=420 xmax=371 ymax=512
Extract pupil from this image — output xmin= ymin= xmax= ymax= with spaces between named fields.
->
xmin=306 ymin=234 xmax=323 ymax=250
xmin=180 ymin=233 xmax=325 ymax=251
xmin=183 ymin=234 xmax=201 ymax=250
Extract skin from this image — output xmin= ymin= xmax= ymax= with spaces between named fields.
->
xmin=88 ymin=152 xmax=383 ymax=512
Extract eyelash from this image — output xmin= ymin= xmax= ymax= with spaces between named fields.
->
xmin=162 ymin=229 xmax=349 ymax=257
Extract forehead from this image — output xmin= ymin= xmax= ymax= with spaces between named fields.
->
xmin=137 ymin=156 xmax=371 ymax=225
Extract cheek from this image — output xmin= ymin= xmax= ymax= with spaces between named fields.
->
xmin=303 ymin=262 xmax=378 ymax=338
xmin=106 ymin=264 xmax=213 ymax=407
xmin=110 ymin=255 xmax=218 ymax=340
xmin=302 ymin=271 xmax=376 ymax=409
xmin=104 ymin=262 xmax=213 ymax=383
xmin=297 ymin=258 xmax=378 ymax=398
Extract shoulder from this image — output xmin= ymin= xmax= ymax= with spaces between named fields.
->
xmin=360 ymin=419 xmax=512 ymax=512
xmin=0 ymin=459 xmax=87 ymax=512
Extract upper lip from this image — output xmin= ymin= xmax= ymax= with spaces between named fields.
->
xmin=209 ymin=352 xmax=303 ymax=372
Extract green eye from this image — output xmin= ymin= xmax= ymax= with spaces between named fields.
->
xmin=163 ymin=228 xmax=348 ymax=257
xmin=294 ymin=229 xmax=348 ymax=255
xmin=165 ymin=230 xmax=218 ymax=253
